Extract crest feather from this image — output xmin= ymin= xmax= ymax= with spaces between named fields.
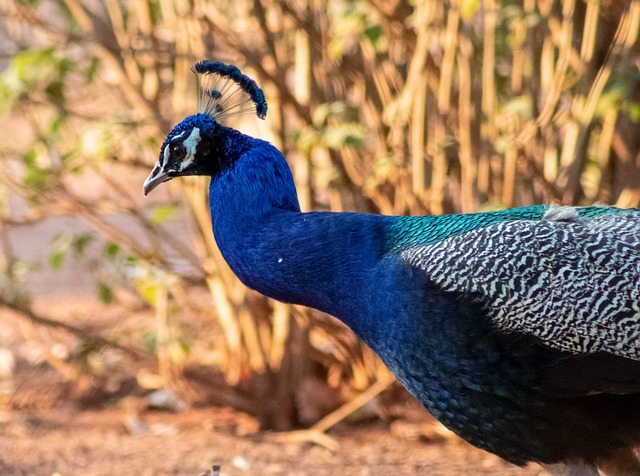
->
xmin=193 ymin=61 xmax=267 ymax=122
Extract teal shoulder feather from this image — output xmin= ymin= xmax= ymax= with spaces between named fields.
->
xmin=387 ymin=205 xmax=636 ymax=252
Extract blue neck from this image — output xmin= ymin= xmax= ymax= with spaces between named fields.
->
xmin=208 ymin=138 xmax=400 ymax=338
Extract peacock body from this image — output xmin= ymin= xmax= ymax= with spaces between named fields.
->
xmin=144 ymin=62 xmax=640 ymax=475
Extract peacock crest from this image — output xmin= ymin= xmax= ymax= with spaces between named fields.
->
xmin=193 ymin=61 xmax=267 ymax=122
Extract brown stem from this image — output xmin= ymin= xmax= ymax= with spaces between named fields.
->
xmin=0 ymin=296 xmax=148 ymax=361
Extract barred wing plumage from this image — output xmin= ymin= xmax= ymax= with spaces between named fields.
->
xmin=401 ymin=210 xmax=640 ymax=360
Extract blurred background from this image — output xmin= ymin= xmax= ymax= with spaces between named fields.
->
xmin=0 ymin=0 xmax=639 ymax=474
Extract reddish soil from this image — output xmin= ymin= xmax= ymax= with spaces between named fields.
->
xmin=0 ymin=407 xmax=544 ymax=476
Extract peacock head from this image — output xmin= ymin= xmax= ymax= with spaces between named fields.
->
xmin=144 ymin=61 xmax=267 ymax=195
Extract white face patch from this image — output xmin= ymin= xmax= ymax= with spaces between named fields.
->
xmin=170 ymin=130 xmax=187 ymax=142
xmin=179 ymin=127 xmax=201 ymax=171
xmin=163 ymin=141 xmax=171 ymax=165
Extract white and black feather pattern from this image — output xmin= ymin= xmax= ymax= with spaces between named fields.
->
xmin=401 ymin=211 xmax=640 ymax=359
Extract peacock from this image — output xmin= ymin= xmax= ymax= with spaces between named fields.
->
xmin=144 ymin=61 xmax=640 ymax=475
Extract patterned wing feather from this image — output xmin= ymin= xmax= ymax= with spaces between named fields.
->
xmin=401 ymin=210 xmax=640 ymax=360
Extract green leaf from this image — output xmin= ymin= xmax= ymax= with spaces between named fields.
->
xmin=50 ymin=232 xmax=73 ymax=269
xmin=85 ymin=57 xmax=100 ymax=84
xmin=104 ymin=242 xmax=120 ymax=259
xmin=97 ymin=281 xmax=114 ymax=304
xmin=49 ymin=232 xmax=94 ymax=269
xmin=1 ymin=258 xmax=39 ymax=310
xmin=0 ymin=48 xmax=76 ymax=112
xmin=21 ymin=148 xmax=53 ymax=191
xmin=150 ymin=205 xmax=178 ymax=224
xmin=45 ymin=80 xmax=65 ymax=105
xmin=50 ymin=251 xmax=65 ymax=270
xmin=596 ymin=66 xmax=640 ymax=118
xmin=72 ymin=233 xmax=94 ymax=255
xmin=322 ymin=124 xmax=365 ymax=150
xmin=50 ymin=117 xmax=63 ymax=134
xmin=363 ymin=24 xmax=382 ymax=47
xmin=0 ymin=78 xmax=19 ymax=113
xmin=141 ymin=331 xmax=158 ymax=352
xmin=312 ymin=102 xmax=353 ymax=126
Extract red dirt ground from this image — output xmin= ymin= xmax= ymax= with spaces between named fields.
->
xmin=0 ymin=407 xmax=545 ymax=475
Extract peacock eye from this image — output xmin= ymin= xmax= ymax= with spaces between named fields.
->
xmin=169 ymin=142 xmax=187 ymax=160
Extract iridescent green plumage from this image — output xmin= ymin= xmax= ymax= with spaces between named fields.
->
xmin=387 ymin=204 xmax=636 ymax=251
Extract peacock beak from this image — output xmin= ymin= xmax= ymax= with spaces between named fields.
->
xmin=143 ymin=163 xmax=173 ymax=195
